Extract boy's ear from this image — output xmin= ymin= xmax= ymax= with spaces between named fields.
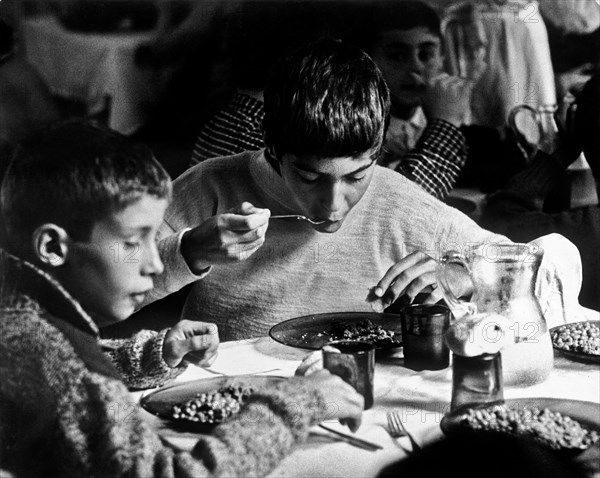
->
xmin=32 ymin=223 xmax=70 ymax=267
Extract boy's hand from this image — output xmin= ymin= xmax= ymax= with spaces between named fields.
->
xmin=163 ymin=320 xmax=219 ymax=368
xmin=295 ymin=350 xmax=323 ymax=376
xmin=181 ymin=202 xmax=270 ymax=274
xmin=421 ymin=73 xmax=472 ymax=127
xmin=371 ymin=251 xmax=444 ymax=308
xmin=552 ymin=97 xmax=583 ymax=168
xmin=300 ymin=369 xmax=364 ymax=432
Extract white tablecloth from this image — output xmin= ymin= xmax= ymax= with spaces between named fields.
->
xmin=21 ymin=15 xmax=165 ymax=135
xmin=135 ymin=314 xmax=600 ymax=478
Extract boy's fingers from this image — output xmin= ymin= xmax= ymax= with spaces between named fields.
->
xmin=192 ymin=346 xmax=219 ymax=365
xmin=189 ymin=334 xmax=219 ymax=353
xmin=346 ymin=416 xmax=362 ymax=433
xmin=295 ymin=351 xmax=322 ymax=376
xmin=391 ymin=264 xmax=437 ymax=301
xmin=184 ymin=348 xmax=218 ymax=367
xmin=374 ymin=252 xmax=426 ymax=297
xmin=427 ymin=72 xmax=450 ymax=86
xmin=221 ymin=211 xmax=270 ymax=231
xmin=229 ymin=201 xmax=256 ymax=214
xmin=223 ymin=226 xmax=267 ymax=245
xmin=180 ymin=320 xmax=219 ymax=336
xmin=229 ymin=202 xmax=271 ymax=218
xmin=339 ymin=408 xmax=362 ymax=433
xmin=205 ymin=350 xmax=218 ymax=366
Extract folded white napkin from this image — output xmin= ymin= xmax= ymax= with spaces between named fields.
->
xmin=533 ymin=233 xmax=586 ymax=329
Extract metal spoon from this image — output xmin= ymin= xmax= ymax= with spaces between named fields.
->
xmin=270 ymin=215 xmax=325 ymax=225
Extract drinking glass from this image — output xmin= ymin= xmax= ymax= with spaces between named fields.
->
xmin=450 ymin=352 xmax=504 ymax=411
xmin=401 ymin=304 xmax=451 ymax=371
xmin=322 ymin=340 xmax=375 ymax=410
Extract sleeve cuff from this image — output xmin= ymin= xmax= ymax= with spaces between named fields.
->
xmin=174 ymin=228 xmax=212 ymax=279
xmin=150 ymin=229 xmax=212 ymax=298
xmin=421 ymin=119 xmax=467 ymax=159
xmin=247 ymin=378 xmax=326 ymax=442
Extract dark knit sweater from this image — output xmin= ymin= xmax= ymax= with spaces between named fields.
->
xmin=0 ymin=250 xmax=329 ymax=477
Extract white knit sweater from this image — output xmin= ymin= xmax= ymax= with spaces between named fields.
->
xmin=149 ymin=150 xmax=510 ymax=340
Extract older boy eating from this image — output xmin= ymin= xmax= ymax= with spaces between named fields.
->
xmin=145 ymin=39 xmax=515 ymax=341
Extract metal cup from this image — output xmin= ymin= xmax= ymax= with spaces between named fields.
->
xmin=450 ymin=352 xmax=504 ymax=411
xmin=401 ymin=304 xmax=451 ymax=371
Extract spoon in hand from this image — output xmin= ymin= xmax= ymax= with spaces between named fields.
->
xmin=270 ymin=215 xmax=325 ymax=225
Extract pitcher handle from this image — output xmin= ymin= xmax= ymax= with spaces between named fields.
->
xmin=507 ymin=104 xmax=540 ymax=159
xmin=508 ymin=104 xmax=538 ymax=134
xmin=437 ymin=251 xmax=477 ymax=318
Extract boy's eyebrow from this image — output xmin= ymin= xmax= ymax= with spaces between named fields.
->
xmin=293 ymin=159 xmax=376 ymax=176
xmin=120 ymin=225 xmax=152 ymax=235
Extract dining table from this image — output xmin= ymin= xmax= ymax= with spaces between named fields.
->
xmin=133 ymin=307 xmax=600 ymax=478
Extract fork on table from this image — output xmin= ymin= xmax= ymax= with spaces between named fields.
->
xmin=386 ymin=411 xmax=422 ymax=453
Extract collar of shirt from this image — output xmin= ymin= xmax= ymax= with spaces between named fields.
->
xmin=381 ymin=108 xmax=428 ymax=168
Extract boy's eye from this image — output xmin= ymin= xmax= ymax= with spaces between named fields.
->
xmin=418 ymin=49 xmax=438 ymax=63
xmin=124 ymin=240 xmax=140 ymax=249
xmin=347 ymin=175 xmax=367 ymax=184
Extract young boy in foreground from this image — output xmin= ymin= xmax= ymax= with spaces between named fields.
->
xmin=0 ymin=122 xmax=362 ymax=477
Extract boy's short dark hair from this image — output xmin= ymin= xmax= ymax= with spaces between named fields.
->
xmin=352 ymin=1 xmax=442 ymax=52
xmin=263 ymin=38 xmax=390 ymax=158
xmin=1 ymin=121 xmax=171 ymax=252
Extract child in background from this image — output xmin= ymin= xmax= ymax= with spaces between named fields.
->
xmin=353 ymin=0 xmax=526 ymax=195
xmin=353 ymin=0 xmax=471 ymax=199
xmin=0 ymin=122 xmax=363 ymax=477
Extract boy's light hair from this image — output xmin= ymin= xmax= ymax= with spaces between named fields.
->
xmin=1 ymin=121 xmax=171 ymax=254
xmin=263 ymin=38 xmax=390 ymax=159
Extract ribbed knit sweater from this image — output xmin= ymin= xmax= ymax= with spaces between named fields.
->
xmin=0 ymin=250 xmax=332 ymax=477
xmin=149 ymin=150 xmax=507 ymax=341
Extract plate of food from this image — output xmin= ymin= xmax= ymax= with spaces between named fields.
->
xmin=140 ymin=375 xmax=283 ymax=431
xmin=440 ymin=398 xmax=600 ymax=454
xmin=269 ymin=312 xmax=402 ymax=350
xmin=550 ymin=320 xmax=600 ymax=364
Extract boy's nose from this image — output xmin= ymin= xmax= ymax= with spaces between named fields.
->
xmin=142 ymin=243 xmax=164 ymax=276
xmin=319 ymin=181 xmax=345 ymax=216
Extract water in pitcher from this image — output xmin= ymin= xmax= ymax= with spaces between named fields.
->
xmin=439 ymin=244 xmax=554 ymax=387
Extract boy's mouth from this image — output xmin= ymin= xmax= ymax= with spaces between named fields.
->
xmin=131 ymin=291 xmax=149 ymax=304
